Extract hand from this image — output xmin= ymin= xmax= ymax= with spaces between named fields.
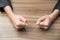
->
xmin=11 ymin=15 xmax=28 ymax=30
xmin=36 ymin=15 xmax=52 ymax=30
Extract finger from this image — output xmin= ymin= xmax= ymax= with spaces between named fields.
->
xmin=40 ymin=22 xmax=48 ymax=26
xmin=15 ymin=20 xmax=26 ymax=26
xmin=15 ymin=25 xmax=25 ymax=30
xmin=20 ymin=19 xmax=28 ymax=26
xmin=44 ymin=19 xmax=49 ymax=25
xmin=43 ymin=26 xmax=48 ymax=29
xmin=39 ymin=20 xmax=49 ymax=30
xmin=36 ymin=17 xmax=46 ymax=25
xmin=20 ymin=21 xmax=27 ymax=26
xmin=19 ymin=16 xmax=27 ymax=22
xmin=40 ymin=22 xmax=44 ymax=25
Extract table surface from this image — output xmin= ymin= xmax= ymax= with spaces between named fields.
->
xmin=0 ymin=0 xmax=60 ymax=40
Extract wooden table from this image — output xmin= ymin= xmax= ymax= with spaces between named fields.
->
xmin=0 ymin=0 xmax=60 ymax=40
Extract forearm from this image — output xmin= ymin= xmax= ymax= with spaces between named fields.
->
xmin=4 ymin=6 xmax=15 ymax=19
xmin=49 ymin=9 xmax=60 ymax=18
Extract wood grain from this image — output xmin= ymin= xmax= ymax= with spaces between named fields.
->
xmin=0 ymin=0 xmax=60 ymax=40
